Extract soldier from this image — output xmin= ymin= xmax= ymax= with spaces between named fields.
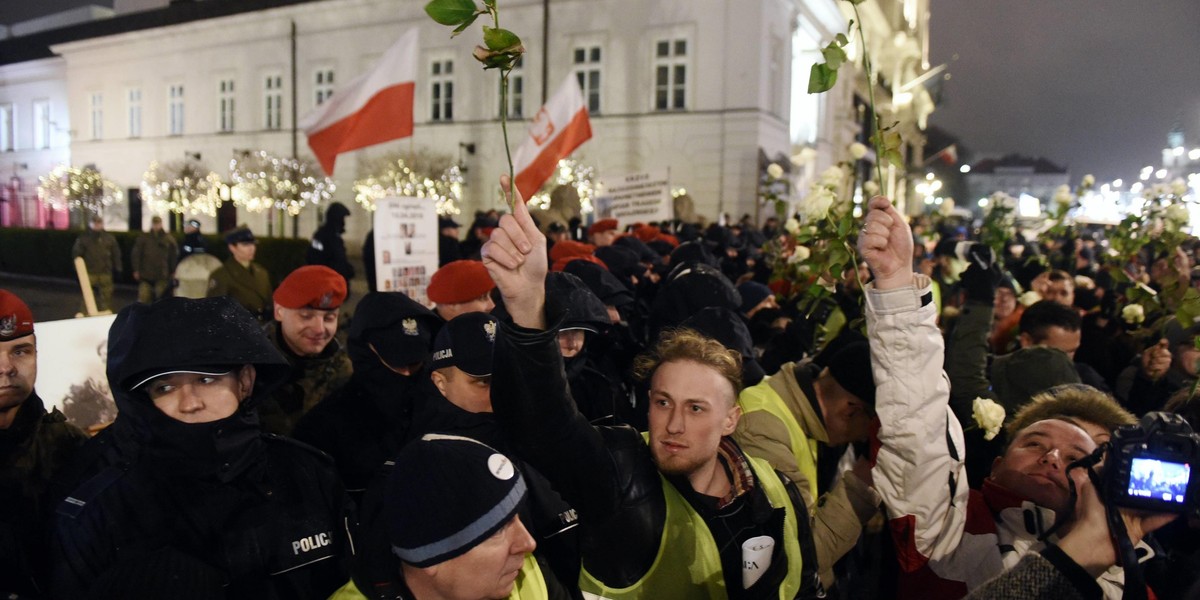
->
xmin=259 ymin=265 xmax=352 ymax=435
xmin=132 ymin=215 xmax=179 ymax=303
xmin=207 ymin=225 xmax=273 ymax=321
xmin=0 ymin=289 xmax=88 ymax=597
xmin=427 ymin=259 xmax=496 ymax=322
xmin=72 ymin=214 xmax=122 ymax=312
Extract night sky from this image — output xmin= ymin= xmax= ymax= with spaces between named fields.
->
xmin=928 ymin=0 xmax=1200 ymax=184
xmin=4 ymin=0 xmax=1199 ymax=186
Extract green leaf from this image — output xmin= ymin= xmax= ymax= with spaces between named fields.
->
xmin=483 ymin=26 xmax=521 ymax=51
xmin=425 ymin=0 xmax=477 ymax=25
xmin=808 ymin=63 xmax=838 ymax=94
xmin=451 ymin=15 xmax=479 ymax=36
xmin=844 ymin=0 xmax=866 ymax=5
xmin=822 ymin=44 xmax=847 ymax=70
xmin=835 ymin=33 xmax=849 ymax=46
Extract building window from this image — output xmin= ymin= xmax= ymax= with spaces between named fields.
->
xmin=430 ymin=59 xmax=453 ymax=122
xmin=127 ymin=88 xmax=142 ymax=138
xmin=264 ymin=74 xmax=283 ymax=130
xmin=218 ymin=79 xmax=235 ymax=132
xmin=168 ymin=84 xmax=185 ymax=135
xmin=315 ymin=68 xmax=335 ymax=107
xmin=654 ymin=38 xmax=688 ymax=111
xmin=499 ymin=56 xmax=524 ymax=118
xmin=90 ymin=93 xmax=103 ymax=140
xmin=33 ymin=99 xmax=49 ymax=149
xmin=0 ymin=104 xmax=13 ymax=151
xmin=573 ymin=46 xmax=601 ymax=114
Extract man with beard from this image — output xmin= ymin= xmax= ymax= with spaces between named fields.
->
xmin=50 ymin=296 xmax=353 ymax=599
xmin=293 ymin=290 xmax=441 ymax=503
xmin=260 ymin=265 xmax=353 ymax=435
xmin=0 ymin=290 xmax=88 ymax=597
xmin=482 ymin=178 xmax=822 ymax=599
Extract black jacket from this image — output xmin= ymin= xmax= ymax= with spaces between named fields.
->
xmin=49 ymin=297 xmax=353 ymax=599
xmin=491 ymin=311 xmax=821 ymax=598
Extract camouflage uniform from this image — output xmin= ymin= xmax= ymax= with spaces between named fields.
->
xmin=258 ymin=321 xmax=352 ymax=436
xmin=132 ymin=229 xmax=179 ymax=303
xmin=1 ymin=393 xmax=88 ymax=596
xmin=207 ymin=257 xmax=273 ymax=321
xmin=72 ymin=229 xmax=122 ymax=312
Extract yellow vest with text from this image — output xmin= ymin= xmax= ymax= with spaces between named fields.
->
xmin=738 ymin=382 xmax=820 ymax=501
xmin=579 ymin=451 xmax=803 ymax=599
xmin=326 ymin=553 xmax=547 ymax=600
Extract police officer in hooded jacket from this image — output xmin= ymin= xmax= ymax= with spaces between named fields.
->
xmin=49 ymin=296 xmax=353 ymax=599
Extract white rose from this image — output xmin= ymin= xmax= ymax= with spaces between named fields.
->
xmin=767 ymin=163 xmax=784 ymax=179
xmin=1171 ymin=178 xmax=1190 ymax=197
xmin=849 ymin=142 xmax=868 ymax=160
xmin=784 ymin=218 xmax=801 ymax=235
xmin=819 ymin=165 xmax=844 ymax=188
xmin=863 ymin=180 xmax=880 ymax=196
xmin=788 ymin=245 xmax=811 ymax=263
xmin=1082 ymin=174 xmax=1095 ymax=188
xmin=1052 ymin=184 xmax=1073 ymax=207
xmin=1018 ymin=291 xmax=1042 ymax=306
xmin=1165 ymin=203 xmax=1190 ymax=225
xmin=1121 ymin=304 xmax=1145 ymax=326
xmin=972 ymin=397 xmax=1006 ymax=441
xmin=802 ymin=186 xmax=836 ymax=221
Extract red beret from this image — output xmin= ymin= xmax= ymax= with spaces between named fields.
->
xmin=273 ymin=265 xmax=347 ymax=310
xmin=587 ymin=218 xmax=619 ymax=236
xmin=549 ymin=240 xmax=596 ymax=263
xmin=427 ymin=260 xmax=495 ymax=305
xmin=551 ymin=254 xmax=608 ymax=273
xmin=632 ymin=225 xmax=661 ymax=243
xmin=0 ymin=289 xmax=34 ymax=341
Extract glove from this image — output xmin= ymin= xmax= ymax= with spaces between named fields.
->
xmin=960 ymin=244 xmax=1002 ymax=303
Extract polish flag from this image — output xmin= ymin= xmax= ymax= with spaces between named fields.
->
xmin=512 ymin=75 xmax=593 ymax=200
xmin=301 ymin=29 xmax=417 ymax=175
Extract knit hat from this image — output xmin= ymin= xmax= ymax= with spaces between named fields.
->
xmin=588 ymin=218 xmax=619 ymax=236
xmin=824 ymin=342 xmax=876 ymax=407
xmin=427 ymin=260 xmax=495 ymax=305
xmin=430 ymin=312 xmax=497 ymax=376
xmin=224 ymin=225 xmax=255 ymax=245
xmin=438 ymin=215 xmax=462 ymax=229
xmin=0 ymin=289 xmax=34 ymax=341
xmin=273 ymin=265 xmax=347 ymax=310
xmin=563 ymin=259 xmax=634 ymax=308
xmin=990 ymin=346 xmax=1081 ymax=415
xmin=737 ymin=281 xmax=773 ymax=315
xmin=388 ymin=434 xmax=527 ymax=568
xmin=351 ymin=291 xmax=441 ymax=368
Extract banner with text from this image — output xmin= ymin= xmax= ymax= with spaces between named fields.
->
xmin=595 ymin=168 xmax=672 ymax=226
xmin=374 ymin=196 xmax=438 ymax=306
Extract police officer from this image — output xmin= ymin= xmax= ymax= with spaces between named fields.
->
xmin=179 ymin=218 xmax=210 ymax=258
xmin=0 ymin=290 xmax=88 ymax=597
xmin=49 ymin=296 xmax=353 ymax=599
xmin=307 ymin=202 xmax=356 ymax=292
xmin=207 ymin=225 xmax=273 ymax=321
xmin=259 ymin=265 xmax=352 ymax=436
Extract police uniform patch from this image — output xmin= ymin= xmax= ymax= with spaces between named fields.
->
xmin=402 ymin=318 xmax=419 ymax=336
xmin=483 ymin=321 xmax=497 ymax=343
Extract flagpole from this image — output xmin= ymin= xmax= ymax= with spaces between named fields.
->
xmin=291 ymin=19 xmax=300 ymax=238
xmin=541 ymin=0 xmax=549 ymax=105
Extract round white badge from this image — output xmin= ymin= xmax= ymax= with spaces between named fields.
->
xmin=487 ymin=453 xmax=515 ymax=480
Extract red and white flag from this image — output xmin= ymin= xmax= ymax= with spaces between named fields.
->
xmin=301 ymin=29 xmax=417 ymax=175
xmin=512 ymin=75 xmax=593 ymax=200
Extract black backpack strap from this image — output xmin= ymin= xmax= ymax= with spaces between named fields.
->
xmin=777 ymin=469 xmax=827 ymax=600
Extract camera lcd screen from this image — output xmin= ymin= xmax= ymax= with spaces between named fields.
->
xmin=1128 ymin=457 xmax=1190 ymax=504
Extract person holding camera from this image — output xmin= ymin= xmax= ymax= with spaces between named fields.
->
xmin=857 ymin=196 xmax=1179 ymax=599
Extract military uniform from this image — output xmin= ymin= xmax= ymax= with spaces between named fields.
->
xmin=208 ymin=257 xmax=273 ymax=320
xmin=132 ymin=229 xmax=179 ymax=303
xmin=259 ymin=320 xmax=352 ymax=436
xmin=72 ymin=228 xmax=122 ymax=312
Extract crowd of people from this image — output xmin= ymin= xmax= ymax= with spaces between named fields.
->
xmin=3 ymin=179 xmax=1199 ymax=600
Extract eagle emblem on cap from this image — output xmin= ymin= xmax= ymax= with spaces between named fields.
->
xmin=483 ymin=321 xmax=497 ymax=343
xmin=402 ymin=318 xmax=419 ymax=336
xmin=318 ymin=292 xmax=333 ymax=309
xmin=0 ymin=315 xmax=14 ymax=338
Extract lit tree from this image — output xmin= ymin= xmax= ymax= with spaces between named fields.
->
xmin=527 ymin=158 xmax=598 ymax=214
xmin=353 ymin=151 xmax=463 ymax=216
xmin=140 ymin=158 xmax=226 ymax=217
xmin=38 ymin=165 xmax=124 ymax=220
xmin=229 ymin=150 xmax=335 ymax=216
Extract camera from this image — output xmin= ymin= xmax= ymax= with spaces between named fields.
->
xmin=1103 ymin=411 xmax=1200 ymax=517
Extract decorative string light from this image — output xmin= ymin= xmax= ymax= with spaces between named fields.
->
xmin=140 ymin=159 xmax=225 ymax=217
xmin=229 ymin=150 xmax=334 ymax=216
xmin=353 ymin=152 xmax=464 ymax=216
xmin=526 ymin=158 xmax=598 ymax=214
xmin=38 ymin=165 xmax=124 ymax=217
